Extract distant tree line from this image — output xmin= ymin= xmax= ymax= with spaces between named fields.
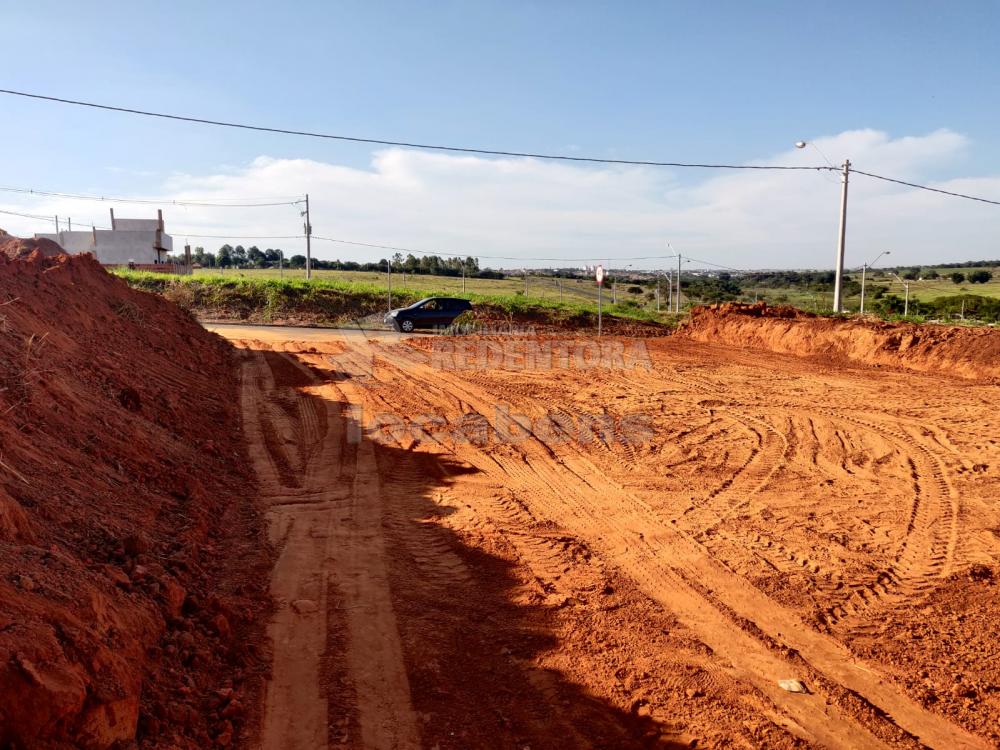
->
xmin=166 ymin=246 xmax=503 ymax=278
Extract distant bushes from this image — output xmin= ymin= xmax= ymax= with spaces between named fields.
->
xmin=874 ymin=293 xmax=1000 ymax=322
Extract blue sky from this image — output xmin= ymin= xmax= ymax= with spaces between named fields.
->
xmin=2 ymin=1 xmax=999 ymax=268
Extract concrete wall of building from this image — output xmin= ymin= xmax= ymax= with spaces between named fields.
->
xmin=36 ymin=231 xmax=95 ymax=254
xmin=114 ymin=219 xmax=160 ymax=232
xmin=36 ymin=230 xmax=173 ymax=265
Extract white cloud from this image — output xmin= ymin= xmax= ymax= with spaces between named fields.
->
xmin=3 ymin=128 xmax=999 ymax=269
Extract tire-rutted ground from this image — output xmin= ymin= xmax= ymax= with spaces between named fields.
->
xmin=218 ymin=323 xmax=1000 ymax=750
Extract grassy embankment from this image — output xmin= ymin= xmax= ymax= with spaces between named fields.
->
xmin=193 ymin=265 xmax=1000 ymax=314
xmin=117 ymin=270 xmax=679 ymax=332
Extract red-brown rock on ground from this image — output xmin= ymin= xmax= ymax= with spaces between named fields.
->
xmin=0 ymin=246 xmax=271 ymax=748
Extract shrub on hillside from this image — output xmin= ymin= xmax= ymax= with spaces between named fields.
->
xmin=968 ymin=270 xmax=993 ymax=284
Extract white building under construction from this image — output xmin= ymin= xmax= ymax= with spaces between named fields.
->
xmin=36 ymin=209 xmax=173 ymax=266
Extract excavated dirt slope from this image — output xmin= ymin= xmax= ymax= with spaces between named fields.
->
xmin=680 ymin=302 xmax=1000 ymax=381
xmin=0 ymin=230 xmax=67 ymax=260
xmin=0 ymin=249 xmax=270 ymax=748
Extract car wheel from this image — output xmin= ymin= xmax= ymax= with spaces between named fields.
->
xmin=400 ymin=318 xmax=415 ymax=333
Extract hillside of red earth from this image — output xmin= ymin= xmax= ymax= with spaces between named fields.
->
xmin=0 ymin=248 xmax=271 ymax=748
xmin=0 ymin=229 xmax=67 ymax=260
xmin=680 ymin=302 xmax=1000 ymax=381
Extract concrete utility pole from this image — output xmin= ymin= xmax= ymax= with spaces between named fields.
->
xmin=795 ymin=142 xmax=849 ymax=313
xmin=462 ymin=261 xmax=466 ymax=293
xmin=387 ymin=258 xmax=392 ymax=313
xmin=832 ymin=161 xmax=851 ymax=312
xmin=891 ymin=273 xmax=910 ymax=316
xmin=279 ymin=250 xmax=284 ymax=279
xmin=676 ymin=253 xmax=682 ymax=313
xmin=524 ymin=269 xmax=528 ymax=296
xmin=596 ymin=265 xmax=605 ymax=337
xmin=55 ymin=215 xmax=60 ymax=233
xmin=597 ymin=281 xmax=602 ymax=336
xmin=656 ymin=275 xmax=660 ymax=312
xmin=303 ymin=194 xmax=313 ymax=280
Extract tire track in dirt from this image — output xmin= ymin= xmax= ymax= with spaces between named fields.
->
xmin=242 ymin=348 xmax=420 ymax=750
xmin=806 ymin=407 xmax=961 ymax=627
xmin=378 ymin=349 xmax=988 ymax=749
xmin=648 ymin=363 xmax=963 ymax=629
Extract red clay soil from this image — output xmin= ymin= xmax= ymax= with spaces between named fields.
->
xmin=680 ymin=302 xmax=1000 ymax=381
xmin=0 ymin=229 xmax=67 ymax=260
xmin=0 ymin=249 xmax=271 ymax=749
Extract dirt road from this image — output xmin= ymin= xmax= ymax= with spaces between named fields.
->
xmin=219 ymin=326 xmax=1000 ymax=749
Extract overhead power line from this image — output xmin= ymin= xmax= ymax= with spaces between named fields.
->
xmin=852 ymin=169 xmax=1000 ymax=207
xmin=0 ymin=207 xmax=64 ymax=223
xmin=0 ymin=185 xmax=303 ymax=208
xmin=681 ymin=254 xmax=745 ymax=272
xmin=0 ymin=88 xmax=832 ymax=171
xmin=178 ymin=233 xmax=303 ymax=240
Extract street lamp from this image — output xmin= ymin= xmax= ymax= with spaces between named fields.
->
xmin=860 ymin=250 xmax=890 ymax=315
xmin=890 ymin=272 xmax=911 ymax=317
xmin=797 ymin=140 xmax=851 ymax=313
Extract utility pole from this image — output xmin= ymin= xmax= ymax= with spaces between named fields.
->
xmin=860 ymin=262 xmax=869 ymax=315
xmin=387 ymin=258 xmax=392 ymax=313
xmin=832 ymin=161 xmax=850 ymax=312
xmin=891 ymin=272 xmax=910 ymax=317
xmin=462 ymin=261 xmax=466 ymax=293
xmin=656 ymin=274 xmax=660 ymax=312
xmin=279 ymin=250 xmax=284 ymax=279
xmin=303 ymin=194 xmax=312 ymax=280
xmin=55 ymin=215 xmax=60 ymax=233
xmin=676 ymin=253 xmax=682 ymax=313
xmin=524 ymin=269 xmax=528 ymax=296
xmin=595 ymin=265 xmax=604 ymax=336
xmin=559 ymin=277 xmax=563 ymax=303
xmin=667 ymin=269 xmax=673 ymax=311
xmin=860 ymin=250 xmax=890 ymax=315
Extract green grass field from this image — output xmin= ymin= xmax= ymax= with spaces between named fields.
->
xmin=121 ymin=269 xmax=676 ymax=325
xmin=199 ymin=266 xmax=1000 ymax=314
xmin=191 ymin=267 xmax=667 ymax=310
xmin=168 ymin=264 xmax=1000 ymax=325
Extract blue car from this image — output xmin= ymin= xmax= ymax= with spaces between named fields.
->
xmin=385 ymin=297 xmax=473 ymax=332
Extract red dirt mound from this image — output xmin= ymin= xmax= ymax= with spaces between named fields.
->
xmin=680 ymin=302 xmax=1000 ymax=381
xmin=0 ymin=228 xmax=67 ymax=260
xmin=0 ymin=252 xmax=271 ymax=748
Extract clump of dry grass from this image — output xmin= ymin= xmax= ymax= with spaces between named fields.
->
xmin=1 ymin=328 xmax=49 ymax=415
xmin=112 ymin=299 xmax=146 ymax=326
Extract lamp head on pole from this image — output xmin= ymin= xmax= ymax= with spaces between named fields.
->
xmin=794 ymin=141 xmax=807 ymax=149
